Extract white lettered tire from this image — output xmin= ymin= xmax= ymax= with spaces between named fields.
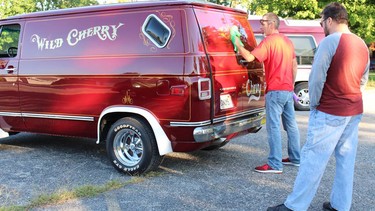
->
xmin=106 ymin=117 xmax=162 ymax=175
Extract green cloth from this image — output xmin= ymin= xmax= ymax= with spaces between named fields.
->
xmin=230 ymin=26 xmax=244 ymax=52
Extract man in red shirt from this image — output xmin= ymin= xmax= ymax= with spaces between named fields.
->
xmin=231 ymin=12 xmax=300 ymax=173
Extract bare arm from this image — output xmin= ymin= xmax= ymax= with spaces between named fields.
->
xmin=230 ymin=26 xmax=255 ymax=62
xmin=360 ymin=60 xmax=370 ymax=92
xmin=235 ymin=39 xmax=255 ymax=62
xmin=292 ymin=58 xmax=298 ymax=83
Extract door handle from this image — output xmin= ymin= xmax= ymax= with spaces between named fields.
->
xmin=6 ymin=66 xmax=16 ymax=74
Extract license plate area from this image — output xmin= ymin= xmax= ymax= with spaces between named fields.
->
xmin=220 ymin=94 xmax=234 ymax=110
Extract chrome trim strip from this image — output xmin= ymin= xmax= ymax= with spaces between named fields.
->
xmin=0 ymin=112 xmax=21 ymax=117
xmin=193 ymin=112 xmax=264 ymax=142
xmin=170 ymin=120 xmax=211 ymax=127
xmin=213 ymin=108 xmax=264 ymax=124
xmin=22 ymin=113 xmax=94 ymax=121
xmin=170 ymin=108 xmax=265 ymax=127
xmin=0 ymin=112 xmax=94 ymax=121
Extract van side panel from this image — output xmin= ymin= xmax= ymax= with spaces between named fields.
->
xmin=19 ymin=9 xmax=192 ymax=138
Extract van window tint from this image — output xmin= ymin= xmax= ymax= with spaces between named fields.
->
xmin=194 ymin=10 xmax=255 ymax=53
xmin=255 ymin=35 xmax=317 ymax=65
xmin=288 ymin=36 xmax=316 ymax=65
xmin=142 ymin=14 xmax=171 ymax=48
xmin=0 ymin=24 xmax=20 ymax=58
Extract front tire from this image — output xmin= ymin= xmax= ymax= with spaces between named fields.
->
xmin=106 ymin=117 xmax=162 ymax=175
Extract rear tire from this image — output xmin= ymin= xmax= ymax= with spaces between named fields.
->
xmin=294 ymin=82 xmax=310 ymax=111
xmin=106 ymin=117 xmax=162 ymax=175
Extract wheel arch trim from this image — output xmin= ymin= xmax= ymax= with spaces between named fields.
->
xmin=97 ymin=106 xmax=173 ymax=155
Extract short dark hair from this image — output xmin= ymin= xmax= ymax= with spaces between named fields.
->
xmin=321 ymin=2 xmax=349 ymax=25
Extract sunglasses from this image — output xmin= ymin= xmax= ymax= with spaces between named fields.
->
xmin=320 ymin=17 xmax=329 ymax=27
xmin=259 ymin=19 xmax=273 ymax=25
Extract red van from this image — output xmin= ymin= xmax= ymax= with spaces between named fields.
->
xmin=249 ymin=16 xmax=324 ymax=110
xmin=0 ymin=1 xmax=265 ymax=175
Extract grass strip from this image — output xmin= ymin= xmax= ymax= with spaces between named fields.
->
xmin=28 ymin=178 xmax=142 ymax=208
xmin=0 ymin=172 xmax=162 ymax=210
xmin=367 ymin=72 xmax=375 ymax=89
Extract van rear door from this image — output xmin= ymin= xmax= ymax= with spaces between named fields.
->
xmin=194 ymin=8 xmax=265 ymax=121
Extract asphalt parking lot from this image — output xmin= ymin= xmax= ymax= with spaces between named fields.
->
xmin=0 ymin=90 xmax=374 ymax=211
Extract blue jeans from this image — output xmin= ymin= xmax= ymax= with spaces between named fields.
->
xmin=265 ymin=91 xmax=300 ymax=170
xmin=284 ymin=110 xmax=363 ymax=211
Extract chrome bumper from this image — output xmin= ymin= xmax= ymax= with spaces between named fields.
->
xmin=193 ymin=111 xmax=265 ymax=143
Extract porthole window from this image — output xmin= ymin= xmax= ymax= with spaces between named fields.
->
xmin=142 ymin=14 xmax=171 ymax=48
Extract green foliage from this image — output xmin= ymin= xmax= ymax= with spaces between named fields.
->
xmin=0 ymin=0 xmax=99 ymax=19
xmin=0 ymin=206 xmax=26 ymax=211
xmin=207 ymin=0 xmax=375 ymax=43
xmin=0 ymin=25 xmax=20 ymax=57
xmin=0 ymin=0 xmax=37 ymax=18
xmin=248 ymin=0 xmax=320 ymax=19
xmin=1 ymin=0 xmax=373 ymax=43
xmin=341 ymin=1 xmax=375 ymax=43
xmin=368 ymin=72 xmax=375 ymax=89
xmin=35 ymin=0 xmax=98 ymax=11
xmin=317 ymin=0 xmax=375 ymax=43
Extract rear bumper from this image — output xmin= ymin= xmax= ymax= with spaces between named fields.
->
xmin=193 ymin=111 xmax=265 ymax=143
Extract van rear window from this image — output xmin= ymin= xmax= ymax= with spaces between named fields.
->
xmin=289 ymin=36 xmax=316 ymax=65
xmin=142 ymin=14 xmax=171 ymax=48
xmin=194 ymin=10 xmax=255 ymax=53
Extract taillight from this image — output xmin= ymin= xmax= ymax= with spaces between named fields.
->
xmin=170 ymin=85 xmax=186 ymax=96
xmin=198 ymin=78 xmax=211 ymax=100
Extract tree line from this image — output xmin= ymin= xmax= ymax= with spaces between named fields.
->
xmin=210 ymin=0 xmax=374 ymax=43
xmin=0 ymin=0 xmax=374 ymax=43
xmin=0 ymin=0 xmax=98 ymax=17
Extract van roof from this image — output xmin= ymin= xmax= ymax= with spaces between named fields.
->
xmin=2 ymin=0 xmax=246 ymax=21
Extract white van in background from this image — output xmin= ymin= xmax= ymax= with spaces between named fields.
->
xmin=249 ymin=16 xmax=325 ymax=111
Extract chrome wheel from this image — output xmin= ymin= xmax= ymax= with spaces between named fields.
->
xmin=294 ymin=82 xmax=310 ymax=111
xmin=297 ymin=88 xmax=309 ymax=107
xmin=113 ymin=129 xmax=143 ymax=166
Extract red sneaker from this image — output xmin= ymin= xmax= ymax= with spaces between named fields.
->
xmin=254 ymin=164 xmax=282 ymax=174
xmin=282 ymin=158 xmax=300 ymax=167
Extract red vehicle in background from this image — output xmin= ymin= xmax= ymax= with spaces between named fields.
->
xmin=0 ymin=1 xmax=265 ymax=175
xmin=249 ymin=16 xmax=324 ymax=111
